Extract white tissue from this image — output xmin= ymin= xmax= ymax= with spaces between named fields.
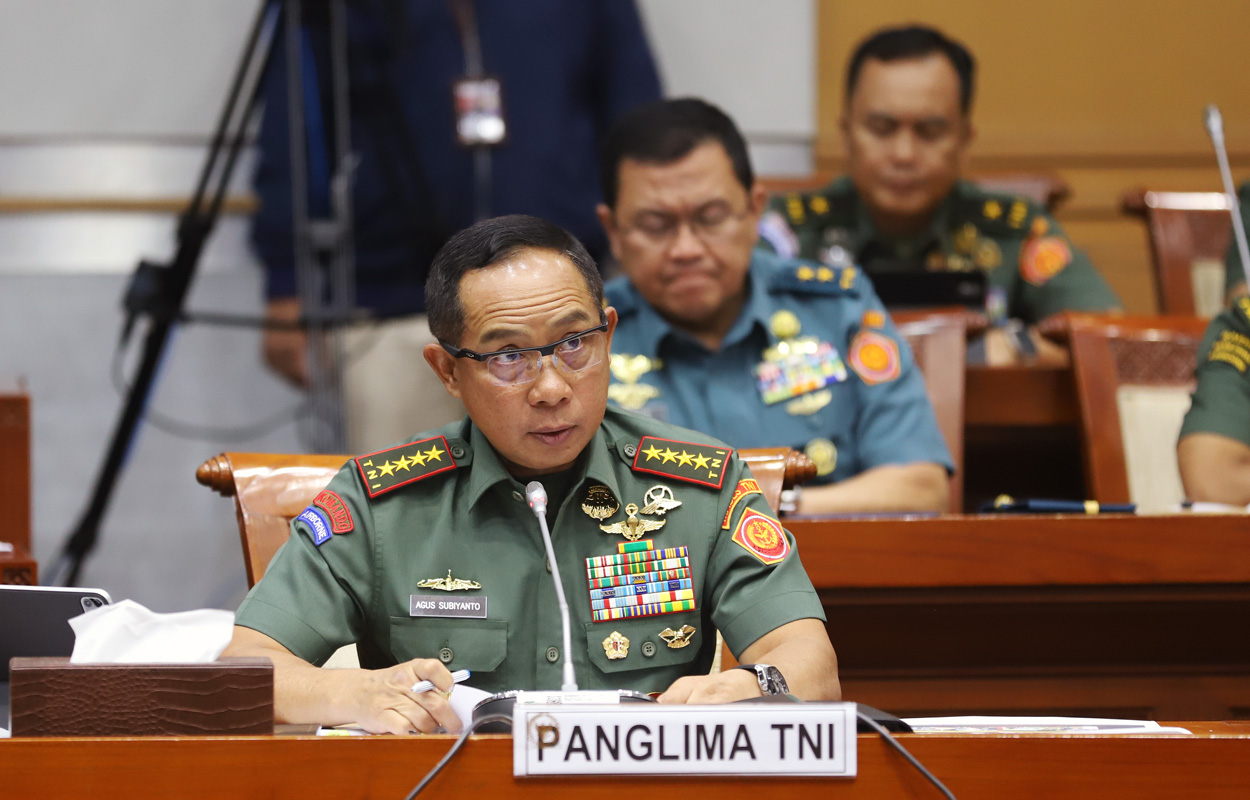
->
xmin=68 ymin=599 xmax=235 ymax=663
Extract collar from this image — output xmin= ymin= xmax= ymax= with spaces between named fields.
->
xmin=462 ymin=414 xmax=626 ymax=512
xmin=840 ymin=176 xmax=962 ymax=259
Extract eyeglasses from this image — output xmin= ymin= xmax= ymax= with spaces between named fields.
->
xmin=440 ymin=322 xmax=609 ymax=387
xmin=622 ymin=202 xmax=752 ymax=248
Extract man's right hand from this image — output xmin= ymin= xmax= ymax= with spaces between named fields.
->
xmin=350 ymin=658 xmax=463 ymax=735
xmin=262 ymin=297 xmax=309 ymax=387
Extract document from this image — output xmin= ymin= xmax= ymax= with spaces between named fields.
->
xmin=903 ymin=716 xmax=1193 ymax=734
xmin=317 ymin=684 xmax=492 ymax=735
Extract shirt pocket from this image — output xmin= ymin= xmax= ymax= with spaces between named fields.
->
xmin=388 ymin=616 xmax=509 ymax=673
xmin=583 ymin=615 xmax=704 ymax=675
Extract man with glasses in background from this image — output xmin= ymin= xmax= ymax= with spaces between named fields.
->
xmin=223 ymin=214 xmax=840 ymax=734
xmin=597 ymin=98 xmax=952 ymax=515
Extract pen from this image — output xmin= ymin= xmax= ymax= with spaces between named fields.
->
xmin=411 ymin=669 xmax=471 ymax=694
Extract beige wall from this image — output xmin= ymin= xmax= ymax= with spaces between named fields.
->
xmin=814 ymin=0 xmax=1250 ymax=313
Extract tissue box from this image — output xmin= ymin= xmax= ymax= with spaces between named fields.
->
xmin=9 ymin=657 xmax=273 ymax=737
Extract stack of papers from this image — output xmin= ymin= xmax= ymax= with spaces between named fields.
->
xmin=902 ymin=716 xmax=1193 ymax=735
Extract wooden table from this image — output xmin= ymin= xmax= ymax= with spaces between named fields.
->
xmin=1 ymin=723 xmax=1246 ymax=799
xmin=788 ymin=513 xmax=1250 ymax=719
xmin=0 ymin=380 xmax=34 ymax=584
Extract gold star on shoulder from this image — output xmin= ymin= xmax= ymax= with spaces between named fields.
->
xmin=642 ymin=444 xmax=663 ymax=461
xmin=691 ymin=453 xmax=711 ymax=471
xmin=425 ymin=445 xmax=445 ymax=462
xmin=600 ymin=503 xmax=665 ymax=541
xmin=393 ymin=455 xmax=411 ymax=471
xmin=676 ymin=450 xmax=694 ymax=467
xmin=660 ymin=448 xmax=679 ymax=464
xmin=410 ymin=450 xmax=428 ymax=467
xmin=377 ymin=460 xmax=396 ymax=477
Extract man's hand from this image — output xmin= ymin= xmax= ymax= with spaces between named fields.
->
xmin=656 ymin=666 xmax=761 ymax=704
xmin=348 ymin=658 xmax=463 ymax=735
xmin=222 ymin=626 xmax=463 ymax=733
xmin=262 ymin=297 xmax=309 ymax=387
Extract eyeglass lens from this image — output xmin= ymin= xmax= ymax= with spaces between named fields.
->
xmin=485 ymin=331 xmax=606 ymax=386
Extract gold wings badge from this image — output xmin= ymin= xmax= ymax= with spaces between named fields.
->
xmin=599 ymin=503 xmax=665 ymax=542
xmin=416 ymin=570 xmax=482 ymax=592
xmin=639 ymin=484 xmax=682 ymax=516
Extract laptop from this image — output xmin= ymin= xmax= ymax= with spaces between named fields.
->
xmin=0 ymin=584 xmax=111 ymax=727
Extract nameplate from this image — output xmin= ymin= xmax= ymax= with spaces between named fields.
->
xmin=512 ymin=702 xmax=856 ymax=777
xmin=409 ymin=594 xmax=488 ymax=618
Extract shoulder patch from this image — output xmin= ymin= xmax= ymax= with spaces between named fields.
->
xmin=355 ymin=435 xmax=457 ymax=498
xmin=771 ymin=261 xmax=859 ymax=296
xmin=848 ymin=330 xmax=902 ymax=385
xmin=732 ymin=507 xmax=790 ymax=565
xmin=1235 ymin=297 xmax=1250 ymax=326
xmin=1020 ymin=236 xmax=1072 ymax=285
xmin=297 ymin=507 xmax=332 ymax=546
xmin=1208 ymin=328 xmax=1250 ymax=373
xmin=632 ymin=436 xmax=731 ymax=489
xmin=721 ymin=478 xmax=763 ymax=529
xmin=313 ymin=489 xmax=354 ymax=533
xmin=758 ymin=209 xmax=800 ymax=258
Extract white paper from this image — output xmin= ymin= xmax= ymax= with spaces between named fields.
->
xmin=316 ymin=683 xmax=492 ymax=736
xmin=68 ymin=599 xmax=234 ymax=663
xmin=903 ymin=715 xmax=1193 ymax=735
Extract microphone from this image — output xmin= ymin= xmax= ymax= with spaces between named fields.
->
xmin=525 ymin=481 xmax=577 ymax=691
xmin=1205 ymin=104 xmax=1250 ymax=287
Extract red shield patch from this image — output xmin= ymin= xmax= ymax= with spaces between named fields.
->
xmin=732 ymin=508 xmax=790 ymax=565
xmin=313 ymin=489 xmax=354 ymax=534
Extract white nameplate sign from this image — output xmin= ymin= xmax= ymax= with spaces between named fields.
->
xmin=512 ymin=702 xmax=856 ymax=777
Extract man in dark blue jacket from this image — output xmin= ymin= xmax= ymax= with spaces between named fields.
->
xmin=251 ymin=0 xmax=661 ymax=450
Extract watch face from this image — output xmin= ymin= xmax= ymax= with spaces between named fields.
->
xmin=758 ymin=664 xmax=789 ymax=695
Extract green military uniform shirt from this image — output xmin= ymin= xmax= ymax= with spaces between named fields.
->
xmin=757 ymin=177 xmax=1121 ymax=324
xmin=1179 ymin=297 xmax=1250 ymax=447
xmin=234 ymin=405 xmax=826 ymax=696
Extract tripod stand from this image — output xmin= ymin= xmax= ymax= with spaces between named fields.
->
xmin=49 ymin=0 xmax=357 ymax=586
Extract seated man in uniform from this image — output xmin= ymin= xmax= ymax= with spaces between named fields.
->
xmin=595 ymin=98 xmax=953 ymax=514
xmin=757 ymin=24 xmax=1121 ymax=326
xmin=222 ymin=214 xmax=840 ymax=734
xmin=1177 ymin=297 xmax=1250 ymax=505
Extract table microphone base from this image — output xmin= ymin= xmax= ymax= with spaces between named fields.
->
xmin=472 ymin=689 xmax=654 ymax=732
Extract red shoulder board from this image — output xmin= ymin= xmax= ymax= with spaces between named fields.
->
xmin=355 ymin=435 xmax=457 ymax=498
xmin=632 ymin=436 xmax=731 ymax=489
xmin=313 ymin=489 xmax=354 ymax=533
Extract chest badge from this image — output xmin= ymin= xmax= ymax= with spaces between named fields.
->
xmin=659 ymin=625 xmax=697 ymax=649
xmin=603 ymin=631 xmax=630 ymax=660
xmin=600 ymin=503 xmax=665 ymax=541
xmin=416 ymin=570 xmax=482 ymax=592
xmin=581 ymin=484 xmax=620 ymax=522
xmin=639 ymin=485 xmax=682 ymax=516
xmin=609 ymin=354 xmax=663 ymax=411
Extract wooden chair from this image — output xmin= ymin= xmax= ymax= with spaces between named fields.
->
xmin=893 ymin=310 xmax=969 ymax=512
xmin=1066 ymin=313 xmax=1210 ymax=510
xmin=197 ymin=448 xmax=817 ymax=588
xmin=1121 ymin=189 xmax=1233 ymax=317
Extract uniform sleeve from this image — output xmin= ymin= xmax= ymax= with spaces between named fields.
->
xmin=1179 ymin=309 xmax=1250 ymax=447
xmin=233 ymin=464 xmax=376 ymax=665
xmin=703 ymin=457 xmax=826 ymax=657
xmin=1222 ymin=182 xmax=1250 ymax=296
xmin=1012 ymin=211 xmax=1122 ymax=323
xmin=845 ymin=286 xmax=955 ymax=474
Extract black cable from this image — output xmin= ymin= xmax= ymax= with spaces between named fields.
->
xmin=856 ymin=710 xmax=957 ymax=799
xmin=402 ymin=713 xmax=513 ymax=800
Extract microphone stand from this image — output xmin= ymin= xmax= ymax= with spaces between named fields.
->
xmin=49 ymin=0 xmax=355 ymax=586
xmin=1206 ymin=105 xmax=1250 ymax=287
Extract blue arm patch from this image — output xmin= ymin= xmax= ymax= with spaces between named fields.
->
xmin=297 ymin=507 xmax=332 ymax=546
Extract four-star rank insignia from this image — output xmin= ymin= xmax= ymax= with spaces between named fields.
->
xmin=355 ymin=435 xmax=456 ymax=498
xmin=632 ymin=436 xmax=731 ymax=489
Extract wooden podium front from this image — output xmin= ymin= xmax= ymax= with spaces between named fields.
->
xmin=0 ymin=380 xmax=34 ymax=584
xmin=0 ymin=724 xmax=1247 ymax=799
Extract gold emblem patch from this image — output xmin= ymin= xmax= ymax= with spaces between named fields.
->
xmin=600 ymin=503 xmax=665 ymax=542
xmin=659 ymin=625 xmax=697 ymax=649
xmin=640 ymin=485 xmax=682 ymax=516
xmin=769 ymin=309 xmax=802 ymax=340
xmin=608 ymin=354 xmax=663 ymax=411
xmin=416 ymin=570 xmax=482 ymax=592
xmin=603 ymin=631 xmax=630 ymax=659
xmin=581 ymin=484 xmax=620 ymax=521
xmin=805 ymin=438 xmax=838 ymax=477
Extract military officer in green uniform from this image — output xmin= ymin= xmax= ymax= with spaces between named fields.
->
xmin=1178 ymin=296 xmax=1250 ymax=505
xmin=596 ymin=98 xmax=952 ymax=514
xmin=757 ymin=25 xmax=1121 ymax=325
xmin=222 ymin=215 xmax=840 ymax=734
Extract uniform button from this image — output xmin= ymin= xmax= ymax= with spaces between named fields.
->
xmin=438 ymin=647 xmax=454 ymax=664
xmin=545 ymin=557 xmax=552 ymax=574
xmin=546 ymin=646 xmax=560 ymax=663
xmin=512 ymin=491 xmax=525 ymax=502
xmin=641 ymin=641 xmax=656 ymax=658
xmin=623 ymin=444 xmax=637 ymax=457
xmin=451 ymin=445 xmax=466 ymax=459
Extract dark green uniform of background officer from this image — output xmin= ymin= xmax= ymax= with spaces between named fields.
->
xmin=763 ymin=25 xmax=1120 ymax=326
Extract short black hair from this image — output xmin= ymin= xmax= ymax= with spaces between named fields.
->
xmin=425 ymin=214 xmax=603 ymax=346
xmin=599 ymin=97 xmax=753 ymax=209
xmin=846 ymin=25 xmax=976 ymax=114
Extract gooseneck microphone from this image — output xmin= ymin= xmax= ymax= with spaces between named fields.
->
xmin=1205 ymin=105 xmax=1250 ymax=287
xmin=525 ymin=481 xmax=578 ymax=691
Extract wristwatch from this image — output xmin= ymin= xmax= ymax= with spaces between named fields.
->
xmin=734 ymin=663 xmax=789 ymax=695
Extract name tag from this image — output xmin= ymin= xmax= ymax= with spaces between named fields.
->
xmin=409 ymin=594 xmax=488 ymax=618
xmin=514 ymin=702 xmax=857 ymax=777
